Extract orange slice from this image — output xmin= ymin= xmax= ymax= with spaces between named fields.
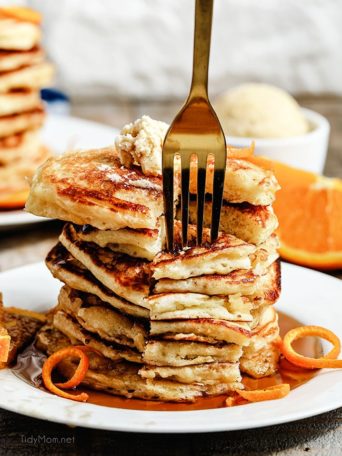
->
xmin=250 ymin=157 xmax=342 ymax=270
xmin=0 ymin=7 xmax=41 ymax=24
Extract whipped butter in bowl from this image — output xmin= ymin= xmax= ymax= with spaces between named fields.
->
xmin=215 ymin=83 xmax=330 ymax=173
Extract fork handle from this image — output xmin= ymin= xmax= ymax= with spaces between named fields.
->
xmin=190 ymin=0 xmax=214 ymax=98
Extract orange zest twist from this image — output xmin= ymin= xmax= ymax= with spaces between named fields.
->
xmin=235 ymin=384 xmax=290 ymax=403
xmin=42 ymin=346 xmax=90 ymax=402
xmin=279 ymin=357 xmax=316 ymax=382
xmin=282 ymin=326 xmax=342 ymax=369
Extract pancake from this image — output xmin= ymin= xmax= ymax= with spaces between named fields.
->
xmin=149 ymin=292 xmax=279 ymax=347
xmin=46 ymin=243 xmax=149 ymax=319
xmin=148 ymin=292 xmax=254 ymax=321
xmin=73 ymin=220 xmax=165 ymax=261
xmin=0 ymin=62 xmax=53 ymax=92
xmin=139 ymin=362 xmax=242 ymax=385
xmin=26 ymin=147 xmax=166 ymax=230
xmin=0 ymin=145 xmax=50 ymax=195
xmin=0 ymin=89 xmax=41 ymax=116
xmin=240 ymin=343 xmax=280 ymax=378
xmin=150 ymin=319 xmax=251 ymax=346
xmin=0 ymin=106 xmax=44 ymax=138
xmin=250 ymin=234 xmax=279 ymax=275
xmin=152 ymin=222 xmax=255 ymax=280
xmin=0 ymin=47 xmax=43 ymax=72
xmin=0 ymin=19 xmax=41 ymax=50
xmin=59 ymin=224 xmax=151 ymax=306
xmin=36 ymin=324 xmax=117 ymax=371
xmin=154 ymin=258 xmax=280 ymax=296
xmin=190 ymin=156 xmax=280 ymax=205
xmin=37 ymin=325 xmax=240 ymax=402
xmin=249 ymin=303 xmax=277 ymax=330
xmin=188 ymin=199 xmax=279 ymax=245
xmin=0 ymin=129 xmax=40 ymax=166
xmin=240 ymin=306 xmax=280 ymax=377
xmin=115 ymin=115 xmax=168 ymax=177
xmin=246 ymin=306 xmax=280 ymax=351
xmin=53 ymin=310 xmax=142 ymax=364
xmin=58 ymin=286 xmax=147 ymax=352
xmin=143 ymin=340 xmax=242 ymax=366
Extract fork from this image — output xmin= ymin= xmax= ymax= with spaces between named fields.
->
xmin=162 ymin=0 xmax=226 ymax=251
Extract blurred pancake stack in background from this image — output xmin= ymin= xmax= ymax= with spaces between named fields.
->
xmin=0 ymin=7 xmax=53 ymax=209
xmin=26 ymin=116 xmax=282 ymax=402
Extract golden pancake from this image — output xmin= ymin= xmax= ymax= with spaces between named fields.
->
xmin=139 ymin=362 xmax=242 ymax=385
xmin=53 ymin=310 xmax=142 ymax=364
xmin=0 ymin=89 xmax=40 ymax=116
xmin=143 ymin=339 xmax=242 ymax=366
xmin=152 ymin=222 xmax=255 ymax=280
xmin=190 ymin=156 xmax=280 ymax=205
xmin=0 ymin=62 xmax=53 ymax=92
xmin=150 ymin=318 xmax=251 ymax=346
xmin=0 ymin=106 xmax=44 ymax=138
xmin=26 ymin=147 xmax=167 ymax=230
xmin=0 ymin=19 xmax=41 ymax=50
xmin=154 ymin=258 xmax=280 ymax=296
xmin=188 ymin=199 xmax=279 ymax=245
xmin=59 ymin=224 xmax=151 ymax=306
xmin=240 ymin=343 xmax=280 ymax=378
xmin=0 ymin=46 xmax=43 ymax=72
xmin=46 ymin=243 xmax=149 ymax=319
xmin=73 ymin=220 xmax=165 ymax=261
xmin=58 ymin=286 xmax=147 ymax=352
xmin=148 ymin=292 xmax=254 ymax=321
xmin=0 ymin=144 xmax=50 ymax=196
xmin=0 ymin=129 xmax=40 ymax=165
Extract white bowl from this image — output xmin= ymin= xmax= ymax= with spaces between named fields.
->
xmin=227 ymin=108 xmax=330 ymax=174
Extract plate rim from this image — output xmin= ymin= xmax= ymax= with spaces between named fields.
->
xmin=0 ymin=261 xmax=341 ymax=433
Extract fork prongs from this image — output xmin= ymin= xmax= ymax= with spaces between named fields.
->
xmin=210 ymin=153 xmax=226 ymax=242
xmin=196 ymin=153 xmax=207 ymax=245
xmin=181 ymin=155 xmax=191 ymax=249
xmin=162 ymin=153 xmax=174 ymax=251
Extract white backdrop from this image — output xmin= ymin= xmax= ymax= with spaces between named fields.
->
xmin=3 ymin=0 xmax=342 ymax=99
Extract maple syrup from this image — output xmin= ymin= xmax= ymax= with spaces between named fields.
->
xmin=13 ymin=311 xmax=321 ymax=411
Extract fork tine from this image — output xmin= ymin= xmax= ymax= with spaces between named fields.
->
xmin=196 ymin=153 xmax=207 ymax=245
xmin=211 ymin=152 xmax=226 ymax=242
xmin=162 ymin=153 xmax=174 ymax=251
xmin=181 ymin=155 xmax=191 ymax=248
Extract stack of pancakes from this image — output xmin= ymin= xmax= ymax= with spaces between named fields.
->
xmin=27 ymin=116 xmax=281 ymax=402
xmin=187 ymin=151 xmax=282 ymax=378
xmin=0 ymin=8 xmax=53 ymax=204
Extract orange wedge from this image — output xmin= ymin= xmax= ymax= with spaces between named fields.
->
xmin=0 ymin=7 xmax=41 ymax=24
xmin=250 ymin=157 xmax=342 ymax=270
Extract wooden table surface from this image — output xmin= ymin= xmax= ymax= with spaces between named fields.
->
xmin=0 ymin=96 xmax=341 ymax=455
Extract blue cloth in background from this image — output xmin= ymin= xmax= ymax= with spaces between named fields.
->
xmin=41 ymin=89 xmax=70 ymax=115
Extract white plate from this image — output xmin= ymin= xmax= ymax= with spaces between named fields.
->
xmin=0 ymin=114 xmax=118 ymax=230
xmin=0 ymin=261 xmax=341 ymax=433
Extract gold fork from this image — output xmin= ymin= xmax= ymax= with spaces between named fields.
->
xmin=162 ymin=0 xmax=226 ymax=251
